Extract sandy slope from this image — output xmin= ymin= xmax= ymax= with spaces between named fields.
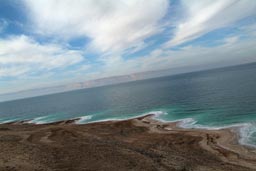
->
xmin=0 ymin=115 xmax=256 ymax=171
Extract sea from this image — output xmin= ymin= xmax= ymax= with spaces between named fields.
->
xmin=0 ymin=62 xmax=256 ymax=147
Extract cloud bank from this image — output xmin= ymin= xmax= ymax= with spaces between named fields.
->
xmin=0 ymin=35 xmax=83 ymax=77
xmin=0 ymin=0 xmax=256 ymax=94
xmin=24 ymin=0 xmax=169 ymax=52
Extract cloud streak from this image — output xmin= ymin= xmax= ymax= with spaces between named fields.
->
xmin=99 ymin=38 xmax=256 ymax=78
xmin=165 ymin=0 xmax=256 ymax=47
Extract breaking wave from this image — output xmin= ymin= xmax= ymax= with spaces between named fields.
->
xmin=26 ymin=116 xmax=49 ymax=124
xmin=147 ymin=110 xmax=256 ymax=148
xmin=75 ymin=115 xmax=93 ymax=124
xmin=1 ymin=109 xmax=256 ymax=148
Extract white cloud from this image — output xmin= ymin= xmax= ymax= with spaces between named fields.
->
xmin=24 ymin=0 xmax=169 ymax=53
xmin=0 ymin=66 xmax=30 ymax=77
xmin=165 ymin=0 xmax=256 ymax=47
xmin=2 ymin=33 xmax=255 ymax=95
xmin=223 ymin=36 xmax=239 ymax=45
xmin=0 ymin=35 xmax=83 ymax=77
xmin=1 ymin=0 xmax=256 ymax=96
xmin=97 ymin=36 xmax=256 ymax=78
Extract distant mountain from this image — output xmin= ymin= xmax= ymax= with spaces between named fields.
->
xmin=0 ymin=68 xmax=178 ymax=102
xmin=1 ymin=62 xmax=255 ymax=102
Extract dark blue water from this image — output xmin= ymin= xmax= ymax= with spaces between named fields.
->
xmin=0 ymin=63 xmax=256 ymax=146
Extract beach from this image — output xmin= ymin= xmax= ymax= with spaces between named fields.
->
xmin=0 ymin=115 xmax=256 ymax=171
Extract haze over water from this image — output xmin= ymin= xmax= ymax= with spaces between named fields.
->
xmin=0 ymin=63 xmax=256 ymax=146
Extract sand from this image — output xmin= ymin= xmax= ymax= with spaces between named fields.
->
xmin=0 ymin=115 xmax=256 ymax=171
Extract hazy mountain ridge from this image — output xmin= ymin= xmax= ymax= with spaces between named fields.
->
xmin=1 ymin=62 xmax=255 ymax=103
xmin=0 ymin=70 xmax=170 ymax=102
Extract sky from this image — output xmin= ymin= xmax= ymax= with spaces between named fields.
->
xmin=0 ymin=0 xmax=256 ymax=95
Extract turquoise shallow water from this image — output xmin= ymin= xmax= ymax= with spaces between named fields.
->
xmin=0 ymin=63 xmax=256 ymax=146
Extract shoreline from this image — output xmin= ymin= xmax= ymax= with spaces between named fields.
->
xmin=1 ymin=114 xmax=256 ymax=170
xmin=4 ymin=113 xmax=256 ymax=148
xmin=3 ymin=114 xmax=256 ymax=149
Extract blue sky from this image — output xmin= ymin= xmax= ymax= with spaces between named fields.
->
xmin=0 ymin=0 xmax=256 ymax=94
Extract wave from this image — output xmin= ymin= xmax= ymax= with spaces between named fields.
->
xmin=145 ymin=110 xmax=256 ymax=148
xmin=238 ymin=122 xmax=256 ymax=148
xmin=177 ymin=118 xmax=249 ymax=130
xmin=76 ymin=110 xmax=167 ymax=124
xmin=0 ymin=119 xmax=17 ymax=124
xmin=26 ymin=116 xmax=49 ymax=124
xmin=2 ymin=110 xmax=256 ymax=148
xmin=75 ymin=115 xmax=93 ymax=124
xmin=150 ymin=111 xmax=168 ymax=117
xmin=176 ymin=118 xmax=197 ymax=128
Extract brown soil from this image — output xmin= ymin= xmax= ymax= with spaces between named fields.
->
xmin=0 ymin=115 xmax=256 ymax=171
